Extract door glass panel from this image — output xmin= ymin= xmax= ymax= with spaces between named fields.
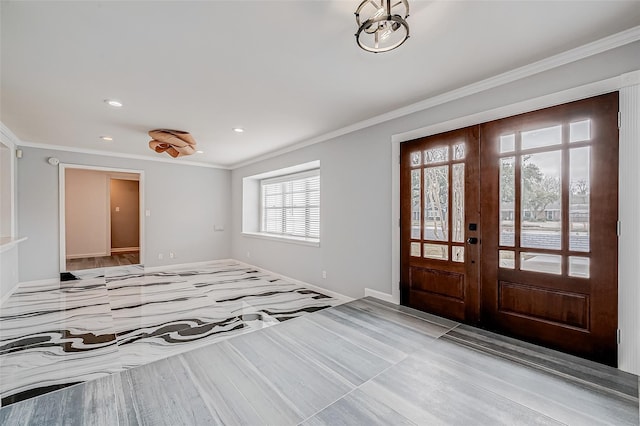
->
xmin=569 ymin=256 xmax=590 ymax=278
xmin=411 ymin=169 xmax=421 ymax=239
xmin=521 ymin=152 xmax=561 ymax=250
xmin=424 ymin=243 xmax=448 ymax=260
xmin=410 ymin=151 xmax=422 ymax=166
xmin=570 ymin=120 xmax=591 ymax=143
xmin=410 ymin=242 xmax=421 ymax=257
xmin=452 ymin=164 xmax=465 ymax=243
xmin=569 ymin=147 xmax=590 ymax=252
xmin=453 ymin=143 xmax=465 ymax=160
xmin=425 ymin=147 xmax=449 ymax=164
xmin=499 ymin=250 xmax=515 ymax=269
xmin=424 ymin=166 xmax=448 ymax=241
xmin=521 ymin=125 xmax=562 ymax=150
xmin=500 ymin=157 xmax=515 ymax=247
xmin=500 ymin=134 xmax=515 ymax=153
xmin=520 ymin=252 xmax=562 ymax=275
xmin=452 ymin=246 xmax=464 ymax=262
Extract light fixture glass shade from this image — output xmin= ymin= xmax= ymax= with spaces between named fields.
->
xmin=355 ymin=0 xmax=409 ymax=53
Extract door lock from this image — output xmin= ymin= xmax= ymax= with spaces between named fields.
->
xmin=467 ymin=237 xmax=478 ymax=244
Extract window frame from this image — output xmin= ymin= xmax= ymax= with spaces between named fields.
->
xmin=258 ymin=168 xmax=320 ymax=244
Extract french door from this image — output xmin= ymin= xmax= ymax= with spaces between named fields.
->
xmin=400 ymin=92 xmax=619 ymax=365
xmin=400 ymin=127 xmax=481 ymax=323
xmin=480 ymin=93 xmax=619 ymax=366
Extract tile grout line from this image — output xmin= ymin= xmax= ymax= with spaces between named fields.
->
xmin=223 ymin=340 xmax=309 ymax=421
xmin=443 ymin=333 xmax=639 ymax=404
xmin=345 ymin=300 xmax=460 ymax=338
xmin=295 ymin=356 xmax=410 ymax=426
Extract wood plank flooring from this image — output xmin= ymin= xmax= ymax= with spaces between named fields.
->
xmin=66 ymin=251 xmax=140 ymax=271
xmin=1 ymin=296 xmax=637 ymax=425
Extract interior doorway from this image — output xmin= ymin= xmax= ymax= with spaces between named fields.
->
xmin=400 ymin=93 xmax=619 ymax=366
xmin=59 ymin=165 xmax=144 ymax=272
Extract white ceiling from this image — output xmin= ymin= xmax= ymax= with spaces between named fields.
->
xmin=2 ymin=1 xmax=639 ymax=168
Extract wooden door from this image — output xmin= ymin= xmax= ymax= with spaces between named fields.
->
xmin=480 ymin=93 xmax=619 ymax=366
xmin=400 ymin=127 xmax=481 ymax=323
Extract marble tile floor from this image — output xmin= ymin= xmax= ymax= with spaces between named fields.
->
xmin=1 ymin=297 xmax=638 ymax=425
xmin=0 ymin=260 xmax=340 ymax=407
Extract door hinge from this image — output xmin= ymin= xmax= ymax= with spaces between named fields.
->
xmin=398 ymin=218 xmax=401 ymax=227
xmin=617 ymin=220 xmax=621 ymax=237
xmin=617 ymin=329 xmax=621 ymax=344
xmin=618 ymin=111 xmax=621 ymax=129
xmin=399 ymin=154 xmax=401 ymax=165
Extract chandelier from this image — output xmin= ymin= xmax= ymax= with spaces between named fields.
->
xmin=355 ymin=0 xmax=410 ymax=53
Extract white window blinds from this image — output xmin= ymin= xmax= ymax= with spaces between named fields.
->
xmin=261 ymin=170 xmax=320 ymax=241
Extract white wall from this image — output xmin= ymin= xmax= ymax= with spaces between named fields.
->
xmin=65 ymin=168 xmax=110 ymax=258
xmin=17 ymin=147 xmax=231 ymax=281
xmin=231 ymin=41 xmax=640 ymax=372
xmin=0 ymin=125 xmax=20 ymax=302
xmin=0 ymin=144 xmax=12 ymax=239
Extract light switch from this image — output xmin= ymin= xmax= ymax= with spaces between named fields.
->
xmin=115 ymin=206 xmax=120 ymax=212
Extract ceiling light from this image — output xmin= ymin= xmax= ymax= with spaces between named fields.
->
xmin=196 ymin=150 xmax=204 ymax=154
xmin=355 ymin=0 xmax=409 ymax=53
xmin=104 ymin=99 xmax=123 ymax=108
xmin=100 ymin=136 xmax=113 ymax=141
xmin=233 ymin=127 xmax=244 ymax=133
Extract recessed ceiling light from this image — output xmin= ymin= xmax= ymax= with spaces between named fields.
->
xmin=104 ymin=99 xmax=123 ymax=108
xmin=232 ymin=127 xmax=244 ymax=133
xmin=196 ymin=150 xmax=204 ymax=154
xmin=100 ymin=136 xmax=113 ymax=141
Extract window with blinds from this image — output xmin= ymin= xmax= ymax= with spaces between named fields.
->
xmin=260 ymin=170 xmax=320 ymax=241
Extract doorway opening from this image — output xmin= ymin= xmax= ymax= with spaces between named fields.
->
xmin=59 ymin=165 xmax=144 ymax=272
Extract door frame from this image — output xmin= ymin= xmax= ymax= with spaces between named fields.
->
xmin=58 ymin=163 xmax=145 ymax=272
xmin=389 ymin=71 xmax=639 ymax=371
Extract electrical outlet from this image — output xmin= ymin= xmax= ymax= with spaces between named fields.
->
xmin=322 ymin=270 xmax=327 ymax=279
xmin=170 ymin=252 xmax=175 ymax=259
xmin=247 ymin=251 xmax=251 ymax=258
xmin=158 ymin=253 xmax=164 ymax=260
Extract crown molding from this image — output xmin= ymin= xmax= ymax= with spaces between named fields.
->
xmin=17 ymin=140 xmax=229 ymax=170
xmin=229 ymin=25 xmax=640 ymax=170
xmin=0 ymin=121 xmax=22 ymax=149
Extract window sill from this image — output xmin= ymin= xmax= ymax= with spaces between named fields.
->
xmin=0 ymin=236 xmax=28 ymax=253
xmin=241 ymin=232 xmax=320 ymax=247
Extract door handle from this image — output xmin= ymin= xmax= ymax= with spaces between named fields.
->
xmin=467 ymin=237 xmax=478 ymax=244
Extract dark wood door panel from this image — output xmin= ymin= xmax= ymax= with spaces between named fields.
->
xmin=480 ymin=92 xmax=619 ymax=366
xmin=410 ymin=266 xmax=465 ymax=300
xmin=498 ymin=281 xmax=589 ymax=330
xmin=400 ymin=126 xmax=480 ymax=324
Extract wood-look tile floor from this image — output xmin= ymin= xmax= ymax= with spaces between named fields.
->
xmin=1 ymin=296 xmax=637 ymax=425
xmin=66 ymin=251 xmax=140 ymax=271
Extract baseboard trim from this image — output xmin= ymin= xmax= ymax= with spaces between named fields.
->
xmin=234 ymin=260 xmax=354 ymax=303
xmin=364 ymin=288 xmax=398 ymax=304
xmin=110 ymin=247 xmax=139 ymax=254
xmin=0 ymin=282 xmax=20 ymax=306
xmin=2 ymin=277 xmax=60 ymax=305
xmin=66 ymin=252 xmax=109 ymax=260
xmin=143 ymin=259 xmax=234 ymax=273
